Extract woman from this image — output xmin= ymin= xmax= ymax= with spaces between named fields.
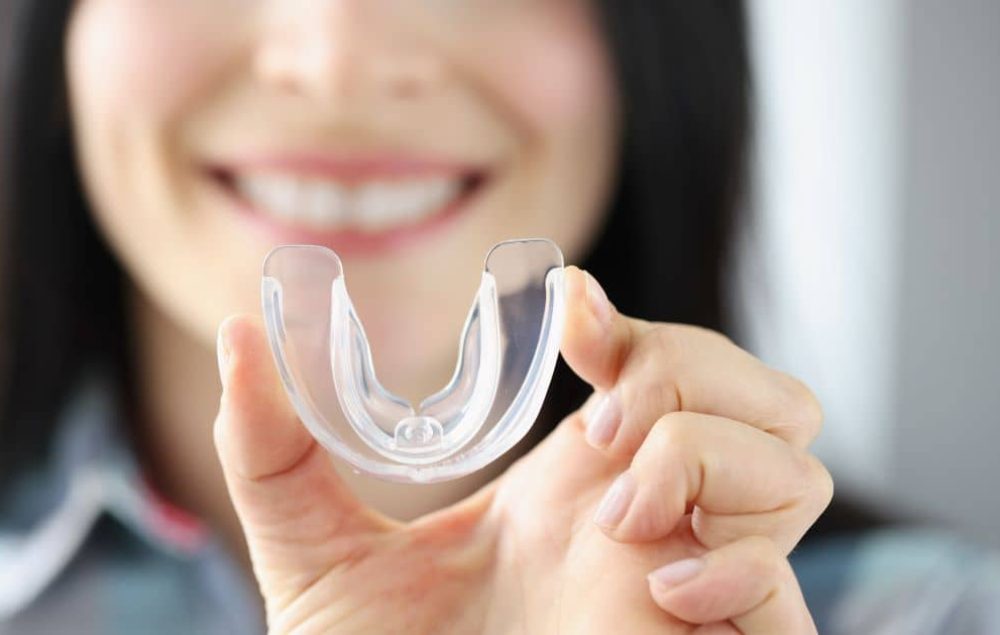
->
xmin=0 ymin=1 xmax=893 ymax=633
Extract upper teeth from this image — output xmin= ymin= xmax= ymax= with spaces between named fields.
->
xmin=233 ymin=175 xmax=463 ymax=232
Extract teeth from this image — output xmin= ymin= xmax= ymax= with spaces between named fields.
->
xmin=303 ymin=182 xmax=348 ymax=226
xmin=233 ymin=174 xmax=463 ymax=232
xmin=238 ymin=175 xmax=299 ymax=219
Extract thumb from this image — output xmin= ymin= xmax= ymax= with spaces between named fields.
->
xmin=560 ymin=266 xmax=641 ymax=392
xmin=214 ymin=315 xmax=389 ymax=594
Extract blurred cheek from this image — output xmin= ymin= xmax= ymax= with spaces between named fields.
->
xmin=67 ymin=1 xmax=253 ymax=344
xmin=463 ymin=6 xmax=617 ymax=270
xmin=68 ymin=2 xmax=233 ymax=124
xmin=470 ymin=7 xmax=614 ymax=139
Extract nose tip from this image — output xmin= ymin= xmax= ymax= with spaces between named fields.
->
xmin=254 ymin=4 xmax=445 ymax=104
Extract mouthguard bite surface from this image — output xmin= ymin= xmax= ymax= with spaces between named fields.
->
xmin=261 ymin=239 xmax=566 ymax=483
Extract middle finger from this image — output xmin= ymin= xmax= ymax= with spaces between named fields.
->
xmin=590 ymin=411 xmax=833 ymax=552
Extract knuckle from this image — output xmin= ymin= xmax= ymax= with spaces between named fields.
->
xmin=643 ymin=324 xmax=687 ymax=370
xmin=795 ymin=380 xmax=824 ymax=426
xmin=637 ymin=413 xmax=699 ymax=478
xmin=649 ymin=411 xmax=700 ymax=452
xmin=635 ymin=324 xmax=735 ymax=414
xmin=659 ymin=324 xmax=735 ymax=367
xmin=789 ymin=450 xmax=834 ymax=513
xmin=805 ymin=454 xmax=835 ymax=510
xmin=741 ymin=536 xmax=788 ymax=580
xmin=781 ymin=375 xmax=825 ymax=440
xmin=678 ymin=323 xmax=733 ymax=347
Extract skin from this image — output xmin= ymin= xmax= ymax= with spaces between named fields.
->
xmin=217 ymin=272 xmax=831 ymax=633
xmin=67 ymin=0 xmax=617 ymax=546
xmin=66 ymin=0 xmax=832 ymax=632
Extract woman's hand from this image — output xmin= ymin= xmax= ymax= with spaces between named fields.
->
xmin=214 ymin=267 xmax=832 ymax=634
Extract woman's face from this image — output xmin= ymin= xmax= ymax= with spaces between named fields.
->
xmin=67 ymin=0 xmax=618 ymax=397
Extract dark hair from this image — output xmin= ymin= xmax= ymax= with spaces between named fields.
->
xmin=0 ymin=3 xmax=747 ymax=483
xmin=1 ymin=0 xmax=133 ymax=481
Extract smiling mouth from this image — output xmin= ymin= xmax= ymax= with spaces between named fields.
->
xmin=209 ymin=160 xmax=488 ymax=246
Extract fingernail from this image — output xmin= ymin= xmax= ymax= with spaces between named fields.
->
xmin=585 ymin=391 xmax=622 ymax=449
xmin=648 ymin=558 xmax=705 ymax=592
xmin=585 ymin=271 xmax=613 ymax=328
xmin=593 ymin=470 xmax=635 ymax=529
xmin=216 ymin=325 xmax=231 ymax=384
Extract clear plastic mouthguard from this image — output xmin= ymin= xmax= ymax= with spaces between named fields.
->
xmin=261 ymin=239 xmax=566 ymax=483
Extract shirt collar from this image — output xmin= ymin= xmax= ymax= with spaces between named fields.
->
xmin=0 ymin=371 xmax=210 ymax=618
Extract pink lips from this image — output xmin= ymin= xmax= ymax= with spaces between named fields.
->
xmin=207 ymin=152 xmax=488 ymax=257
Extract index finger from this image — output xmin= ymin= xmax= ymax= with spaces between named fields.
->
xmin=560 ymin=267 xmax=823 ymax=451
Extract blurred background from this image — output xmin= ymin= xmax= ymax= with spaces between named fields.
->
xmin=741 ymin=0 xmax=999 ymax=546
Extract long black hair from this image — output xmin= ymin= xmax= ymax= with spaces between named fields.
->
xmin=0 ymin=2 xmax=747 ymax=484
xmin=1 ymin=0 xmax=132 ymax=481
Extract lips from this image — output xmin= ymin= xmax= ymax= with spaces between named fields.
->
xmin=207 ymin=154 xmax=488 ymax=254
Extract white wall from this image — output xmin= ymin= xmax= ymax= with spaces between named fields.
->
xmin=892 ymin=0 xmax=1000 ymax=546
xmin=742 ymin=1 xmax=1000 ymax=545
xmin=742 ymin=0 xmax=904 ymax=494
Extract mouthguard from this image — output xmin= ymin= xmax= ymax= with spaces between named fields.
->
xmin=261 ymin=239 xmax=566 ymax=483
